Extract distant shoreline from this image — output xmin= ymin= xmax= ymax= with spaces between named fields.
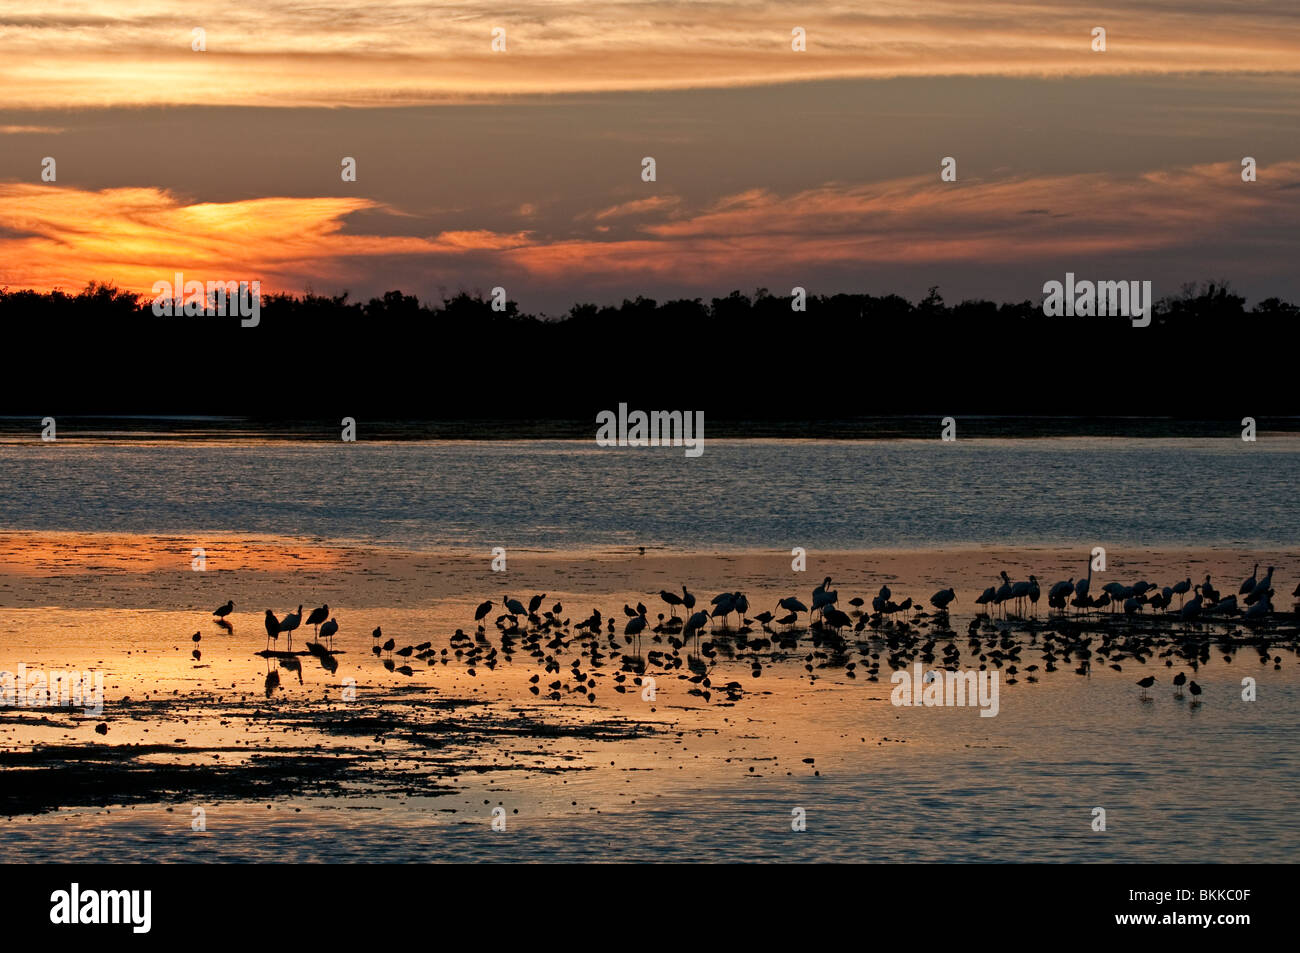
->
xmin=2 ymin=416 xmax=1298 ymax=441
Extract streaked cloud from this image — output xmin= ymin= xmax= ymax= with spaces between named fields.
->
xmin=1 ymin=1 xmax=1298 ymax=108
xmin=3 ymin=160 xmax=1293 ymax=304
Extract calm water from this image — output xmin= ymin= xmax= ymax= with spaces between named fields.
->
xmin=0 ymin=437 xmax=1296 ymax=550
xmin=2 ymin=435 xmax=1298 ymax=862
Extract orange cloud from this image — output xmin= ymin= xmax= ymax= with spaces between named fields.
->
xmin=1 ymin=160 xmax=1294 ymax=297
xmin=0 ymin=2 xmax=1297 ymax=108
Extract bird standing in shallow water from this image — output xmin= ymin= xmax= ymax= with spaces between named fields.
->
xmin=305 ymin=604 xmax=329 ymax=637
xmin=264 ymin=610 xmax=280 ymax=651
xmin=319 ymin=617 xmax=338 ymax=651
xmin=1172 ymin=672 xmax=1187 ymax=698
xmin=279 ymin=605 xmax=303 ymax=652
xmin=1136 ymin=675 xmax=1156 ymax=699
xmin=213 ymin=600 xmax=234 ymax=620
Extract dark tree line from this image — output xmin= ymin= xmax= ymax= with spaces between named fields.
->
xmin=2 ymin=281 xmax=1296 ymax=417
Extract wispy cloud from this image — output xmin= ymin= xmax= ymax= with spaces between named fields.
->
xmin=2 ymin=161 xmax=1293 ymax=300
xmin=1 ymin=1 xmax=1297 ymax=108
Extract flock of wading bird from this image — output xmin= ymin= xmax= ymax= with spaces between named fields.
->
xmin=204 ymin=561 xmax=1298 ymax=702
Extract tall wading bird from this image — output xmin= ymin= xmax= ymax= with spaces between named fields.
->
xmin=1246 ymin=567 xmax=1275 ymax=605
xmin=995 ymin=571 xmax=1014 ymax=616
xmin=213 ymin=600 xmax=234 ymax=620
xmin=278 ymin=605 xmax=303 ymax=652
xmin=929 ymin=588 xmax=956 ymax=612
xmin=682 ymin=609 xmax=708 ymax=651
xmin=1074 ymin=559 xmax=1094 ymax=614
xmin=659 ymin=588 xmax=684 ymax=617
xmin=811 ymin=577 xmax=835 ymax=620
xmin=777 ymin=596 xmax=808 ymax=621
xmin=811 ymin=577 xmax=832 ymax=621
xmin=503 ymin=595 xmax=527 ymax=617
xmin=474 ymin=600 xmax=492 ymax=623
xmin=822 ymin=607 xmax=851 ymax=634
xmin=319 ymin=617 xmax=338 ymax=651
xmin=264 ymin=610 xmax=280 ymax=651
xmin=624 ymin=608 xmax=648 ymax=655
xmin=305 ymin=604 xmax=329 ymax=637
xmin=1200 ymin=576 xmax=1220 ymax=605
xmin=710 ymin=592 xmax=736 ymax=627
xmin=1239 ymin=564 xmax=1259 ymax=595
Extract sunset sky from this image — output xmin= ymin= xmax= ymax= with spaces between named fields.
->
xmin=1 ymin=1 xmax=1297 ymax=310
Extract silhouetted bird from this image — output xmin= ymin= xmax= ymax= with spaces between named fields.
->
xmin=305 ymin=604 xmax=329 ymax=636
xmin=278 ymin=605 xmax=303 ymax=651
xmin=264 ymin=610 xmax=280 ymax=651
xmin=320 ymin=617 xmax=338 ymax=650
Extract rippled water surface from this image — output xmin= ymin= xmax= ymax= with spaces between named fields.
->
xmin=0 ymin=437 xmax=1297 ymax=550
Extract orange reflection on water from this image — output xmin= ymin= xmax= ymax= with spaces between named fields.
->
xmin=0 ymin=531 xmax=347 ymax=577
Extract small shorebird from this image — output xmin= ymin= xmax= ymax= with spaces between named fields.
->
xmin=1172 ymin=672 xmax=1187 ymax=698
xmin=1136 ymin=675 xmax=1156 ymax=699
xmin=213 ymin=600 xmax=234 ymax=620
